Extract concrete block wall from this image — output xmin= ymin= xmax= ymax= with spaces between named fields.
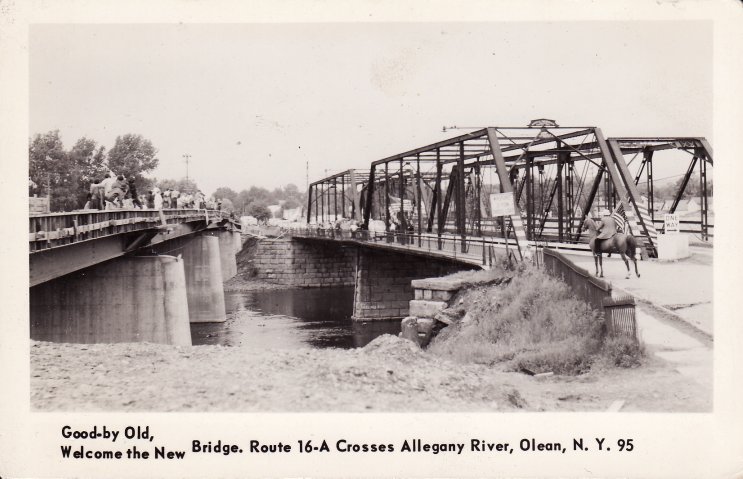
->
xmin=352 ymin=249 xmax=473 ymax=321
xmin=246 ymin=238 xmax=356 ymax=287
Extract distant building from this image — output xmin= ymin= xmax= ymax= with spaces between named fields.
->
xmin=267 ymin=204 xmax=282 ymax=218
xmin=654 ymin=197 xmax=712 ymax=215
xmin=282 ymin=206 xmax=303 ymax=221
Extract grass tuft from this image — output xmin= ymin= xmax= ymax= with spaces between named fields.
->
xmin=428 ymin=263 xmax=643 ymax=375
xmin=597 ymin=336 xmax=645 ymax=368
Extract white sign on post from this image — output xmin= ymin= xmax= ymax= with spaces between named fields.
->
xmin=489 ymin=192 xmax=516 ymax=217
xmin=664 ymin=213 xmax=680 ymax=234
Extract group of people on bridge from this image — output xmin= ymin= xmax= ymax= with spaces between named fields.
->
xmin=83 ymin=172 xmax=221 ymax=212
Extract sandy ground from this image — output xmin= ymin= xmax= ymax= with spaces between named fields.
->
xmin=30 ymin=249 xmax=713 ymax=413
xmin=31 ymin=318 xmax=711 ymax=413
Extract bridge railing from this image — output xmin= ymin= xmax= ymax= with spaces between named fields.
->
xmin=541 ymin=248 xmax=611 ymax=310
xmin=288 ymin=227 xmax=522 ymax=267
xmin=541 ymin=247 xmax=637 ymax=341
xmin=29 ymin=209 xmax=235 ymax=252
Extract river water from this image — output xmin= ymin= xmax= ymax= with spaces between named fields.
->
xmin=190 ymin=287 xmax=401 ymax=349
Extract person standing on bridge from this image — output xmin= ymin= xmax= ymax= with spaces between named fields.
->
xmin=101 ymin=172 xmax=117 ymax=198
xmin=106 ymin=175 xmax=129 ymax=207
xmin=195 ymin=190 xmax=205 ymax=209
xmin=154 ymin=188 xmax=163 ymax=210
xmin=89 ymin=178 xmax=106 ymax=210
xmin=171 ymin=188 xmax=180 ymax=208
xmin=127 ymin=179 xmax=143 ymax=209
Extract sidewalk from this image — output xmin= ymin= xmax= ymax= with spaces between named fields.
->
xmin=564 ymin=250 xmax=713 ymax=337
xmin=561 ymin=249 xmax=714 ymax=395
xmin=634 ymin=306 xmax=712 ymax=392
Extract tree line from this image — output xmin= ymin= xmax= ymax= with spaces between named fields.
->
xmin=210 ymin=184 xmax=307 ymax=222
xmin=29 ymin=130 xmax=308 ymax=218
xmin=29 ymin=130 xmax=159 ymax=212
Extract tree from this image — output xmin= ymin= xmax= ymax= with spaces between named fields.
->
xmin=220 ymin=198 xmax=235 ymax=213
xmin=212 ymin=186 xmax=238 ymax=204
xmin=247 ymin=201 xmax=271 ymax=223
xmin=157 ymin=178 xmax=200 ymax=194
xmin=28 ymin=130 xmax=80 ymax=211
xmin=67 ymin=138 xmax=108 ymax=206
xmin=107 ymin=134 xmax=159 ymax=185
xmin=284 ymin=183 xmax=300 ymax=197
xmin=282 ymin=197 xmax=301 ymax=210
xmin=236 ymin=189 xmax=253 ymax=213
xmin=29 ymin=130 xmax=66 ymax=188
xmin=247 ymin=185 xmax=271 ymax=204
xmin=671 ymin=173 xmax=712 ymax=200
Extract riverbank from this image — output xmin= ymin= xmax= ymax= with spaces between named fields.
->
xmin=223 ymin=275 xmax=298 ymax=292
xmin=31 ymin=332 xmax=709 ymax=412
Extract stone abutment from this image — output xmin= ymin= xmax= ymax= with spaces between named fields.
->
xmin=239 ymin=237 xmax=475 ymax=322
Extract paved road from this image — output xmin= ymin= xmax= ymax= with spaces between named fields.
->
xmin=563 ymin=249 xmax=713 ymax=336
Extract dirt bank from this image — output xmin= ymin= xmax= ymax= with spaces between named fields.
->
xmin=31 ymin=334 xmax=709 ymax=412
xmin=223 ymin=275 xmax=297 ymax=292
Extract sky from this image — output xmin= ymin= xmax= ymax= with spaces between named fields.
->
xmin=29 ymin=21 xmax=712 ymax=195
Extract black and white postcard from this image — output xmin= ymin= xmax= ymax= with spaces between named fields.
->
xmin=1 ymin=1 xmax=742 ymax=477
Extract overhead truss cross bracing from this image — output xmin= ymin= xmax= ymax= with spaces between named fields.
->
xmin=307 ymin=125 xmax=714 ymax=259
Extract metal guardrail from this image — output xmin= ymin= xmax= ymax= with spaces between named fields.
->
xmin=602 ymin=295 xmax=638 ymax=340
xmin=541 ymin=247 xmax=637 ymax=341
xmin=288 ymin=227 xmax=519 ymax=268
xmin=29 ymin=209 xmax=237 ymax=252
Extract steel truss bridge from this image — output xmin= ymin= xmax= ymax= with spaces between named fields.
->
xmin=306 ymin=124 xmax=713 ymax=260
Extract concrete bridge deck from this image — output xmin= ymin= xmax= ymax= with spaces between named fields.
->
xmin=29 ymin=209 xmax=243 ymax=346
xmin=29 ymin=208 xmax=239 ymax=286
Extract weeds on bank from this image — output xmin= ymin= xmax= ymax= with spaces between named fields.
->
xmin=428 ymin=264 xmax=644 ymax=375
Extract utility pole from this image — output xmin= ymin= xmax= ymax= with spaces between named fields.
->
xmin=182 ymin=154 xmax=191 ymax=183
xmin=306 ymin=160 xmax=309 ymax=193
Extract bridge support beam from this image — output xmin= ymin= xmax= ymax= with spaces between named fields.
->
xmin=182 ymin=234 xmax=227 ymax=323
xmin=30 ymin=255 xmax=191 ymax=345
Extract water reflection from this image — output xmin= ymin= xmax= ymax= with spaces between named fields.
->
xmin=191 ymin=287 xmax=401 ymax=349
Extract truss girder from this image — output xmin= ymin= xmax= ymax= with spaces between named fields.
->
xmin=307 ymin=126 xmax=712 ymax=260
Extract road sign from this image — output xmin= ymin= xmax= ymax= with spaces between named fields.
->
xmin=489 ymin=192 xmax=515 ymax=217
xmin=664 ymin=213 xmax=680 ymax=233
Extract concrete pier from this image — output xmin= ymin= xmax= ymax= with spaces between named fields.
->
xmin=233 ymin=230 xmax=242 ymax=255
xmin=214 ymin=230 xmax=238 ymax=281
xmin=182 ymin=234 xmax=227 ymax=323
xmin=30 ymin=255 xmax=192 ymax=345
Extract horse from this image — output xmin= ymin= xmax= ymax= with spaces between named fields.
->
xmin=581 ymin=218 xmax=641 ymax=279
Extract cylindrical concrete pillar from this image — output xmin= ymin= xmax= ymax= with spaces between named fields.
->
xmin=182 ymin=234 xmax=227 ymax=322
xmin=233 ymin=230 xmax=242 ymax=255
xmin=30 ymin=255 xmax=191 ymax=345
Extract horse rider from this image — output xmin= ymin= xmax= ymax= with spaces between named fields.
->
xmin=595 ymin=208 xmax=617 ymax=249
